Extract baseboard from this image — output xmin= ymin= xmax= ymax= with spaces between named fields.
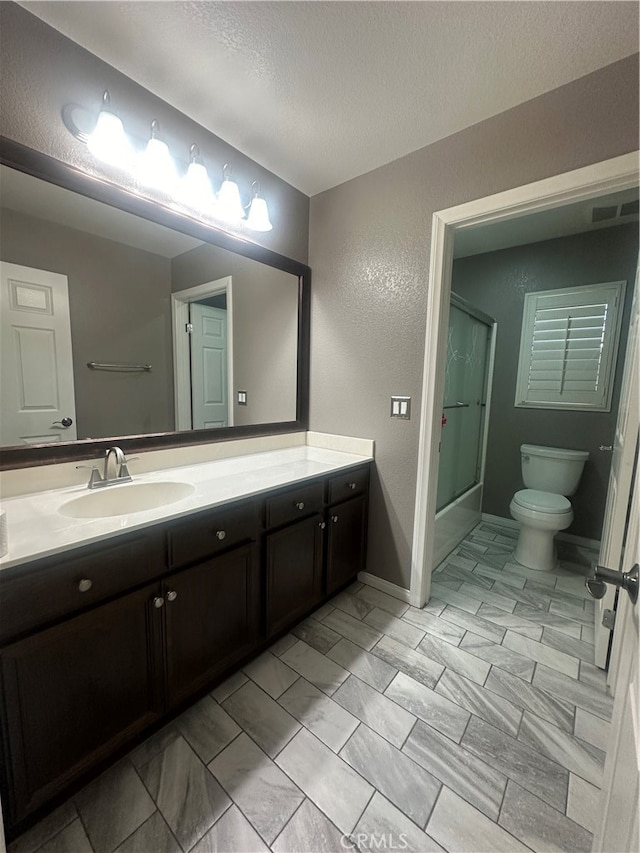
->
xmin=480 ymin=513 xmax=600 ymax=551
xmin=357 ymin=571 xmax=412 ymax=603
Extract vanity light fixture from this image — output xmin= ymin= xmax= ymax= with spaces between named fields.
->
xmin=245 ymin=181 xmax=273 ymax=232
xmin=216 ymin=164 xmax=245 ymax=223
xmin=137 ymin=120 xmax=178 ymax=192
xmin=85 ymin=90 xmax=133 ymax=169
xmin=181 ymin=144 xmax=214 ymax=208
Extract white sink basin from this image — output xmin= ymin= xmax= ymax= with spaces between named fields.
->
xmin=60 ymin=481 xmax=196 ymax=518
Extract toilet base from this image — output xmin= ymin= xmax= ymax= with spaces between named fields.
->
xmin=513 ymin=524 xmax=559 ymax=572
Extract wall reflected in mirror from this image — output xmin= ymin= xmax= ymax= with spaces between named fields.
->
xmin=0 ymin=166 xmax=299 ymax=448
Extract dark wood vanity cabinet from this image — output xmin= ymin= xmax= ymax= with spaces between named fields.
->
xmin=0 ymin=463 xmax=370 ymax=834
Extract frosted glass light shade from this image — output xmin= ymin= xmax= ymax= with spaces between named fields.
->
xmin=217 ymin=178 xmax=245 ymax=222
xmin=137 ymin=137 xmax=178 ymax=192
xmin=181 ymin=161 xmax=214 ymax=208
xmin=246 ymin=196 xmax=273 ymax=231
xmin=87 ymin=110 xmax=132 ymax=168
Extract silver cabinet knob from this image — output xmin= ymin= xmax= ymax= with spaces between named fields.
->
xmin=153 ymin=596 xmax=165 ymax=609
xmin=295 ymin=501 xmax=305 ymax=510
xmin=318 ymin=521 xmax=326 ymax=529
xmin=348 ymin=482 xmax=357 ymax=490
xmin=166 ymin=590 xmax=178 ymax=602
xmin=78 ymin=578 xmax=93 ymax=593
xmin=215 ymin=530 xmax=226 ymax=540
xmin=331 ymin=515 xmax=339 ymax=523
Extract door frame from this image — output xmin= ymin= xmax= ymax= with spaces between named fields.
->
xmin=171 ymin=276 xmax=234 ymax=430
xmin=410 ymin=151 xmax=640 ymax=608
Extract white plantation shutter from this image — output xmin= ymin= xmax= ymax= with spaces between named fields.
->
xmin=515 ymin=281 xmax=626 ymax=411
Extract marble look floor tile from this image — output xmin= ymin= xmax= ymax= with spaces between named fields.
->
xmin=579 ymin=660 xmax=608 ymax=690
xmin=431 ymin=576 xmax=464 ymax=590
xmin=566 ymin=774 xmax=602 ymax=835
xmin=340 ymin=724 xmax=440 ymax=828
xmin=278 ymin=677 xmax=360 ymax=752
xmin=271 ymin=799 xmax=345 ymax=853
xmin=353 ymin=792 xmax=445 ymax=852
xmin=428 ymin=583 xmax=481 ymax=615
xmin=457 ymin=582 xmax=519 ymax=613
xmin=574 ymin=707 xmax=611 ymax=752
xmin=459 ymin=540 xmax=488 ymax=554
xmin=501 ymin=561 xmax=558 ymax=587
xmin=581 ymin=623 xmax=595 ymax=644
xmin=268 ymin=633 xmax=298 ymax=657
xmin=333 ymin=674 xmax=416 ymax=747
xmin=458 ymin=548 xmax=512 ymax=570
xmin=488 ymin=582 xmax=550 ymax=611
xmin=75 ymin=761 xmax=156 ymax=853
xmin=436 ymin=669 xmax=522 ymax=737
xmin=372 ymin=634 xmax=444 ymax=689
xmin=275 ymin=728 xmax=374 ymax=835
xmin=321 ymin=609 xmax=383 ymax=651
xmin=364 ymin=607 xmax=425 ymax=648
xmin=311 ymin=602 xmax=335 ymax=621
xmin=8 ymin=801 xmax=78 ymax=853
xmin=221 ymin=680 xmax=300 ymax=757
xmin=403 ymin=720 xmax=507 ymax=821
xmin=513 ymin=603 xmax=583 ymax=637
xmin=499 ymin=779 xmax=593 ymax=852
xmin=292 ymin=617 xmax=342 ymax=654
xmin=208 ymin=733 xmax=303 ymax=845
xmin=138 ymin=737 xmax=230 ymax=852
xmin=210 ymin=670 xmax=249 ymax=703
xmin=402 ymin=606 xmax=467 ymax=645
xmin=528 ymin=581 xmax=595 ymax=613
xmin=476 ymin=603 xmax=543 ymax=640
xmin=353 ymin=585 xmax=410 ymax=618
xmin=447 ymin=552 xmax=478 ymax=570
xmin=242 ymin=650 xmax=300 ymax=699
xmin=113 ymin=812 xmax=180 ymax=853
xmin=326 ymin=637 xmax=397 ymax=692
xmin=459 ymin=632 xmax=535 ymax=682
xmin=331 ymin=589 xmax=373 ymax=619
xmin=384 ymin=671 xmax=470 ymax=743
xmin=190 ymin=805 xmax=269 ymax=853
xmin=280 ymin=639 xmax=350 ymax=695
xmin=438 ymin=604 xmax=505 ymax=643
xmin=423 ymin=597 xmax=447 ymax=617
xmin=472 ymin=563 xmax=526 ymax=588
xmin=175 ymin=695 xmax=241 ymax=763
xmin=549 ymin=599 xmax=592 ymax=625
xmin=127 ymin=725 xmax=180 ymax=772
xmin=551 ymin=575 xmax=593 ymax=601
xmin=36 ymin=820 xmax=93 ymax=853
xmin=503 ymin=630 xmax=580 ymax=678
xmin=426 ymin=786 xmax=530 ymax=853
xmin=461 ymin=716 xmax=569 ymax=810
xmin=485 ymin=666 xmax=575 ymax=732
xmin=417 ymin=632 xmax=491 ymax=685
xmin=438 ymin=562 xmax=495 ymax=589
xmin=541 ymin=627 xmax=595 ymax=664
xmin=518 ymin=711 xmax=605 ymax=787
xmin=533 ymin=665 xmax=614 ymax=721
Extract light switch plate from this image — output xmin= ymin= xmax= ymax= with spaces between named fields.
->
xmin=237 ymin=390 xmax=248 ymax=405
xmin=390 ymin=396 xmax=411 ymax=419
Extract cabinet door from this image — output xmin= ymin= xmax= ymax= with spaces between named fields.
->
xmin=266 ymin=514 xmax=324 ymax=637
xmin=327 ymin=495 xmax=367 ymax=594
xmin=0 ymin=583 xmax=162 ymax=824
xmin=164 ymin=543 xmax=261 ymax=709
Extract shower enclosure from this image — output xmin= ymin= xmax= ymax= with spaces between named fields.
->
xmin=433 ymin=293 xmax=496 ymax=567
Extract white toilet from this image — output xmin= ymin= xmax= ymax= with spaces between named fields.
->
xmin=509 ymin=444 xmax=589 ymax=572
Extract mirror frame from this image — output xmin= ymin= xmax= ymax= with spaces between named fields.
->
xmin=0 ymin=136 xmax=310 ymax=470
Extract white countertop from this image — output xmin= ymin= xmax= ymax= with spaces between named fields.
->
xmin=0 ymin=446 xmax=372 ymax=570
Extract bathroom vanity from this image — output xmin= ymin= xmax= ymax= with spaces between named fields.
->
xmin=0 ymin=446 xmax=371 ymax=833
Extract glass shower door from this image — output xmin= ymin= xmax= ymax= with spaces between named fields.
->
xmin=436 ymin=300 xmax=491 ymax=512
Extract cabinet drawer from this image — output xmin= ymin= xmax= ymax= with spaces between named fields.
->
xmin=167 ymin=501 xmax=259 ymax=569
xmin=328 ymin=466 xmax=370 ymax=505
xmin=265 ymin=481 xmax=323 ymax=529
xmin=0 ymin=531 xmax=165 ymax=644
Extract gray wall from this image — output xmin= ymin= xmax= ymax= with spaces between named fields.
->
xmin=309 ymin=54 xmax=639 ymax=589
xmin=452 ymin=223 xmax=638 ymax=540
xmin=0 ymin=2 xmax=310 ymax=265
xmin=171 ymin=244 xmax=298 ymax=426
xmin=1 ymin=208 xmax=175 ymax=439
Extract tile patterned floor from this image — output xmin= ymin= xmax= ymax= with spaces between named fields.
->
xmin=9 ymin=521 xmax=611 ymax=853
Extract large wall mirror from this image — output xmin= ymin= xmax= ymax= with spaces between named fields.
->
xmin=0 ymin=139 xmax=310 ymax=469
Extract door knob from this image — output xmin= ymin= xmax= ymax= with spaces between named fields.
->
xmin=586 ymin=563 xmax=638 ymax=605
xmin=51 ymin=417 xmax=73 ymax=428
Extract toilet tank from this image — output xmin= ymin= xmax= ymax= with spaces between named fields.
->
xmin=521 ymin=444 xmax=589 ymax=496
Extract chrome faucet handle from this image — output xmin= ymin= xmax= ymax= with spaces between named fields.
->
xmin=117 ymin=456 xmax=138 ymax=481
xmin=76 ymin=465 xmax=105 ymax=489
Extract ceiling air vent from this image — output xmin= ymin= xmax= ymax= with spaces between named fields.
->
xmin=620 ymin=199 xmax=639 ymax=217
xmin=591 ymin=205 xmax=618 ymax=223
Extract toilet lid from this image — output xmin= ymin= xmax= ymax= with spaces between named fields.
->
xmin=514 ymin=489 xmax=571 ymax=513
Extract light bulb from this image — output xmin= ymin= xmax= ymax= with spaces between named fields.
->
xmin=246 ymin=196 xmax=273 ymax=232
xmin=86 ymin=91 xmax=132 ymax=169
xmin=216 ymin=165 xmax=245 ymax=222
xmin=181 ymin=145 xmax=214 ymax=208
xmin=136 ymin=120 xmax=178 ymax=192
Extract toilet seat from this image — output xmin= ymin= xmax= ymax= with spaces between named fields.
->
xmin=512 ymin=489 xmax=571 ymax=514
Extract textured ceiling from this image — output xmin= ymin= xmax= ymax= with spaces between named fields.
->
xmin=19 ymin=1 xmax=640 ymax=196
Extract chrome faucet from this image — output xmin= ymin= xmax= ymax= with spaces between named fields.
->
xmin=76 ymin=446 xmax=135 ymax=489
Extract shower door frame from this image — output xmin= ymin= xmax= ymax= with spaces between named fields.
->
xmin=410 ymin=151 xmax=639 ymax=609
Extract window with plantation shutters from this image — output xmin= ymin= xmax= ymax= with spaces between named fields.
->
xmin=515 ymin=281 xmax=626 ymax=412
